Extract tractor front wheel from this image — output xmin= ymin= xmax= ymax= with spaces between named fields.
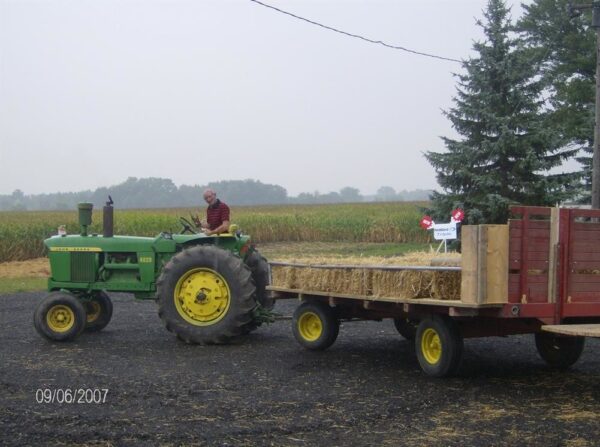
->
xmin=292 ymin=302 xmax=339 ymax=350
xmin=157 ymin=245 xmax=256 ymax=344
xmin=34 ymin=292 xmax=87 ymax=342
xmin=84 ymin=292 xmax=113 ymax=332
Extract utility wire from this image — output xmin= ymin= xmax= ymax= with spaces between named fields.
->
xmin=248 ymin=0 xmax=462 ymax=63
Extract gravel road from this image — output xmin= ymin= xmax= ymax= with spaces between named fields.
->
xmin=1 ymin=292 xmax=600 ymax=446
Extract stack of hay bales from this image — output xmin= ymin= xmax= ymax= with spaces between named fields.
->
xmin=270 ymin=252 xmax=461 ymax=300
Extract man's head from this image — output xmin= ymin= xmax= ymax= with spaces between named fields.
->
xmin=203 ymin=188 xmax=217 ymax=206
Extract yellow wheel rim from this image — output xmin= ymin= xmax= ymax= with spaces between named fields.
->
xmin=174 ymin=268 xmax=231 ymax=326
xmin=298 ymin=312 xmax=323 ymax=342
xmin=46 ymin=305 xmax=75 ymax=333
xmin=421 ymin=328 xmax=442 ymax=365
xmin=86 ymin=301 xmax=102 ymax=323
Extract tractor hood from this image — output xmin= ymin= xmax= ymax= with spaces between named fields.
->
xmin=44 ymin=234 xmax=169 ymax=253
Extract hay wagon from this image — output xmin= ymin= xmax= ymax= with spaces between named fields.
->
xmin=268 ymin=206 xmax=600 ymax=377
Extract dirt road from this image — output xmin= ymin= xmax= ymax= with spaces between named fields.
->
xmin=1 ymin=292 xmax=600 ymax=446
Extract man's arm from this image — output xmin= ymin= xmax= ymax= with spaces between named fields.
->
xmin=205 ymin=220 xmax=230 ymax=236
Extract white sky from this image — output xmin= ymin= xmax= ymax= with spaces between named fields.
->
xmin=0 ymin=0 xmax=531 ymax=196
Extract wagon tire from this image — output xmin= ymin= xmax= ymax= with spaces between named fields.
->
xmin=292 ymin=302 xmax=339 ymax=351
xmin=535 ymin=332 xmax=585 ymax=369
xmin=157 ymin=245 xmax=256 ymax=344
xmin=34 ymin=291 xmax=87 ymax=342
xmin=415 ymin=315 xmax=463 ymax=378
xmin=393 ymin=317 xmax=418 ymax=341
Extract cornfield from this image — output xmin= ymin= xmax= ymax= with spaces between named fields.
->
xmin=0 ymin=202 xmax=431 ymax=262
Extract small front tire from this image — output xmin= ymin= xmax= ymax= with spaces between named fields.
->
xmin=34 ymin=292 xmax=87 ymax=342
xmin=292 ymin=302 xmax=339 ymax=351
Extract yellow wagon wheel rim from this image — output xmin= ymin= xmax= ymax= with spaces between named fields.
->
xmin=174 ymin=268 xmax=231 ymax=326
xmin=86 ymin=301 xmax=102 ymax=323
xmin=46 ymin=305 xmax=76 ymax=333
xmin=298 ymin=312 xmax=323 ymax=341
xmin=421 ymin=328 xmax=442 ymax=365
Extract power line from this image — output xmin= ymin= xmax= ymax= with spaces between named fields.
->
xmin=248 ymin=0 xmax=462 ymax=63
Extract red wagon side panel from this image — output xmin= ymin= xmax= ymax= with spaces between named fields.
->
xmin=562 ymin=209 xmax=600 ymax=318
xmin=508 ymin=207 xmax=551 ymax=305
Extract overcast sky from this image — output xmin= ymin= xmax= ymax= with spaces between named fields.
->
xmin=1 ymin=0 xmax=533 ymax=197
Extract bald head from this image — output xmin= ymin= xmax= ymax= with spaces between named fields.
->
xmin=203 ymin=188 xmax=217 ymax=205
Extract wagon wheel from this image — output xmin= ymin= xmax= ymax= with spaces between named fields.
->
xmin=415 ymin=315 xmax=463 ymax=377
xmin=393 ymin=317 xmax=418 ymax=341
xmin=292 ymin=301 xmax=339 ymax=350
xmin=535 ymin=332 xmax=585 ymax=369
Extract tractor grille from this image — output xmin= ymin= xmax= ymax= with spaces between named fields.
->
xmin=71 ymin=252 xmax=96 ymax=282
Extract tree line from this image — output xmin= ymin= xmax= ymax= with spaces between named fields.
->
xmin=0 ymin=178 xmax=431 ymax=211
xmin=427 ymin=0 xmax=595 ymax=224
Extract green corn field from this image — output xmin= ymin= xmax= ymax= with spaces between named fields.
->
xmin=0 ymin=202 xmax=431 ymax=262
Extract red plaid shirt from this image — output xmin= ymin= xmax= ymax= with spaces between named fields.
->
xmin=206 ymin=199 xmax=230 ymax=230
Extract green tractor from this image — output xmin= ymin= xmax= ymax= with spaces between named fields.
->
xmin=34 ymin=200 xmax=272 ymax=343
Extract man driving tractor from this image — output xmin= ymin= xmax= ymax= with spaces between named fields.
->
xmin=193 ymin=188 xmax=230 ymax=235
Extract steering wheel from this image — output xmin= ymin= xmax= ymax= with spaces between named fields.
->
xmin=179 ymin=217 xmax=198 ymax=234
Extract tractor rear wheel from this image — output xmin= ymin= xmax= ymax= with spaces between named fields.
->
xmin=34 ymin=291 xmax=87 ymax=342
xmin=245 ymin=250 xmax=273 ymax=310
xmin=535 ymin=332 xmax=585 ymax=369
xmin=84 ymin=291 xmax=113 ymax=332
xmin=157 ymin=245 xmax=256 ymax=344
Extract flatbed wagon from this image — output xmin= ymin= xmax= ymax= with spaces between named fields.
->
xmin=268 ymin=206 xmax=600 ymax=377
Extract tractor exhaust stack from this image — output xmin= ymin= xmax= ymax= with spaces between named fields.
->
xmin=103 ymin=196 xmax=114 ymax=238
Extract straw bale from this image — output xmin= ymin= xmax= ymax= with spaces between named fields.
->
xmin=270 ymin=252 xmax=462 ymax=300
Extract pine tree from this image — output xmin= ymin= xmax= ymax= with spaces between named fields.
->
xmin=517 ymin=0 xmax=595 ymax=203
xmin=425 ymin=0 xmax=580 ymax=225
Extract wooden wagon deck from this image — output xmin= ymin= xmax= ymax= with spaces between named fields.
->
xmin=268 ymin=285 xmax=503 ymax=308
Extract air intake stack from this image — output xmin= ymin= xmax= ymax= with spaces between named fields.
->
xmin=77 ymin=203 xmax=93 ymax=236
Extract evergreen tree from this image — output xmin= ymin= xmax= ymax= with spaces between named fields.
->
xmin=517 ymin=0 xmax=595 ymax=203
xmin=425 ymin=0 xmax=580 ymax=225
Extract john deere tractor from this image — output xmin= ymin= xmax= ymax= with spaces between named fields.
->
xmin=34 ymin=200 xmax=272 ymax=343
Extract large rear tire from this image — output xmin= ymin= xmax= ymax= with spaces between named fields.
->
xmin=157 ymin=245 xmax=256 ymax=344
xmin=535 ymin=332 xmax=585 ymax=369
xmin=245 ymin=250 xmax=273 ymax=310
xmin=34 ymin=291 xmax=87 ymax=342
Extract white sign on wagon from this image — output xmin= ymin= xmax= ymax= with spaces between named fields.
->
xmin=433 ymin=222 xmax=457 ymax=240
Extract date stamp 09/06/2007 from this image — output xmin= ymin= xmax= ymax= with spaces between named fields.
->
xmin=35 ymin=388 xmax=108 ymax=405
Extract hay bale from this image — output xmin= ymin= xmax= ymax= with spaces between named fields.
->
xmin=270 ymin=252 xmax=462 ymax=300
